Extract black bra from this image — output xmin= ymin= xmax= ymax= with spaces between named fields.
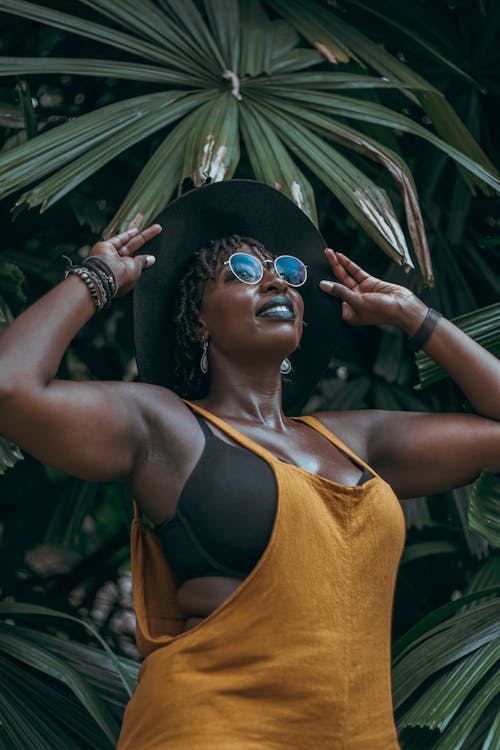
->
xmin=154 ymin=411 xmax=373 ymax=582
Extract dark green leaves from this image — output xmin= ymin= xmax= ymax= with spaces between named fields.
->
xmin=0 ymin=0 xmax=498 ymax=278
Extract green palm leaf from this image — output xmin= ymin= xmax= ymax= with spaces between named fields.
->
xmin=248 ymin=71 xmax=430 ymax=90
xmin=0 ymin=93 xmax=185 ymax=199
xmin=12 ymin=625 xmax=138 ymax=700
xmin=0 ymin=623 xmax=120 ymax=745
xmin=0 ymin=623 xmax=138 ymax=749
xmin=0 ymin=602 xmax=134 ymax=696
xmin=181 ymin=92 xmax=240 ymax=186
xmin=255 ymin=87 xmax=500 ymax=192
xmin=253 ymin=95 xmax=433 ymax=280
xmin=0 ymin=57 xmax=207 ymax=86
xmin=343 ymin=0 xmax=480 ymax=87
xmin=0 ymin=663 xmax=99 ymax=750
xmin=398 ymin=640 xmax=499 ymax=732
xmin=247 ymin=96 xmax=414 ymax=268
xmin=15 ymin=91 xmax=213 ymax=213
xmin=431 ymin=671 xmax=499 ymax=750
xmin=468 ymin=470 xmax=500 ymax=548
xmin=104 ymin=116 xmax=189 ymax=235
xmin=0 ymin=0 xmax=497 ymax=279
xmin=0 ymin=0 xmax=218 ymax=76
xmin=240 ymin=101 xmax=317 ymax=223
xmin=416 ymin=303 xmax=500 ymax=388
xmin=392 ymin=590 xmax=500 ymax=748
xmin=392 ymin=598 xmax=499 ymax=705
xmin=239 ymin=0 xmax=275 ymax=76
xmin=401 ymin=541 xmax=461 ymax=564
xmin=204 ymin=0 xmax=240 ymax=72
xmin=392 ymin=587 xmax=500 ymax=661
xmin=267 ymin=0 xmax=498 ymax=190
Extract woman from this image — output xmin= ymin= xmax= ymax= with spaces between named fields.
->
xmin=0 ymin=180 xmax=498 ymax=749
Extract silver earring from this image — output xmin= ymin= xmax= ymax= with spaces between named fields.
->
xmin=280 ymin=357 xmax=292 ymax=375
xmin=200 ymin=339 xmax=209 ymax=374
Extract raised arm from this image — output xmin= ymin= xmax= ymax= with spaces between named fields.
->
xmin=318 ymin=250 xmax=500 ymax=498
xmin=0 ymin=226 xmax=163 ymax=480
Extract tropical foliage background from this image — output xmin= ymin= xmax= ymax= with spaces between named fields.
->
xmin=0 ymin=1 xmax=499 ymax=748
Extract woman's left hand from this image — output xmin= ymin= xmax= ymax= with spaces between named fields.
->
xmin=319 ymin=249 xmax=427 ymax=332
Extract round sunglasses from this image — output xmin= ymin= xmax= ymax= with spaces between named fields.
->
xmin=224 ymin=252 xmax=307 ymax=287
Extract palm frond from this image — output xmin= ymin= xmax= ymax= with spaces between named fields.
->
xmin=239 ymin=0 xmax=276 ymax=76
xmin=398 ymin=640 xmax=498 ymax=732
xmin=203 ymin=0 xmax=240 ymax=72
xmin=468 ymin=470 xmax=500 ymax=548
xmin=240 ymin=101 xmax=317 ymax=224
xmin=247 ymin=95 xmax=414 ymax=268
xmin=0 ymin=0 xmax=217 ymax=77
xmin=0 ymin=622 xmax=120 ymax=745
xmin=342 ymin=0 xmax=480 ymax=87
xmin=392 ymin=594 xmax=500 ymax=747
xmin=450 ymin=484 xmax=491 ymax=560
xmin=393 ymin=588 xmax=500 ymax=661
xmin=254 ymin=94 xmax=433 ymax=281
xmin=267 ymin=0 xmax=498 ymax=191
xmin=0 ymin=93 xmax=181 ymax=200
xmin=9 ymin=91 xmax=213 ymax=213
xmin=245 ymin=71 xmax=431 ymax=90
xmin=181 ymin=92 xmax=240 ymax=186
xmin=0 ymin=57 xmax=207 ymax=86
xmin=0 ymin=660 xmax=105 ymax=750
xmin=103 ymin=120 xmax=187 ymax=234
xmin=0 ymin=602 xmax=134 ymax=696
xmin=255 ymin=88 xmax=500 ymax=193
xmin=401 ymin=541 xmax=461 ymax=564
xmin=0 ymin=620 xmax=138 ymax=749
xmin=416 ymin=303 xmax=500 ymax=388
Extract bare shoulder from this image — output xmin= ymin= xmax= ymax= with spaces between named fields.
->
xmin=309 ymin=409 xmax=386 ymax=463
xmin=123 ymin=383 xmax=207 ymax=522
xmin=124 ymin=382 xmax=203 ymax=457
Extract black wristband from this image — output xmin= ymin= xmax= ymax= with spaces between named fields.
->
xmin=407 ymin=308 xmax=442 ymax=351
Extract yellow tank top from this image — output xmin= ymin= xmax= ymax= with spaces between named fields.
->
xmin=118 ymin=403 xmax=406 ymax=749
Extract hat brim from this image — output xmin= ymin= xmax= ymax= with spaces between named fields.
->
xmin=134 ymin=180 xmax=341 ymax=412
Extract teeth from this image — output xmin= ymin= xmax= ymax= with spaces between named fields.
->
xmin=262 ymin=305 xmax=291 ymax=314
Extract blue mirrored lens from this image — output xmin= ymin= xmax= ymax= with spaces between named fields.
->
xmin=229 ymin=253 xmax=263 ymax=284
xmin=275 ymin=255 xmax=307 ymax=286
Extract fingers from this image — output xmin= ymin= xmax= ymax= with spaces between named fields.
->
xmin=319 ymin=279 xmax=357 ymax=306
xmin=108 ymin=227 xmax=139 ymax=254
xmin=324 ymin=248 xmax=369 ymax=288
xmin=123 ymin=224 xmax=162 ymax=255
xmin=106 ymin=224 xmax=162 ymax=258
xmin=137 ymin=253 xmax=156 ymax=270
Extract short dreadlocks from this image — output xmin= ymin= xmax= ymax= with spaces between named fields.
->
xmin=172 ymin=234 xmax=269 ymax=399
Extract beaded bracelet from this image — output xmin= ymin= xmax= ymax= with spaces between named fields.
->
xmin=407 ymin=307 xmax=442 ymax=351
xmin=63 ymin=255 xmax=117 ymax=311
xmin=85 ymin=256 xmax=118 ymax=298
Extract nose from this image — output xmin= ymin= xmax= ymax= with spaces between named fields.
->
xmin=260 ymin=261 xmax=288 ymax=291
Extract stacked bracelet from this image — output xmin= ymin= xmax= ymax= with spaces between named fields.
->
xmin=63 ymin=255 xmax=118 ymax=311
xmin=85 ymin=256 xmax=118 ymax=298
xmin=407 ymin=307 xmax=442 ymax=351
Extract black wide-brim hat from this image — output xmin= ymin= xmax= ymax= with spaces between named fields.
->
xmin=134 ymin=179 xmax=341 ymax=412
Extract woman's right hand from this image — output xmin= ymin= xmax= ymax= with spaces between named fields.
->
xmin=88 ymin=224 xmax=162 ymax=297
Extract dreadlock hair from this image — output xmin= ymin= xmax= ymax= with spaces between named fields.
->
xmin=172 ymin=234 xmax=269 ymax=399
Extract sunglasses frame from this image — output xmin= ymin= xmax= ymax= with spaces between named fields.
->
xmin=224 ymin=252 xmax=308 ymax=288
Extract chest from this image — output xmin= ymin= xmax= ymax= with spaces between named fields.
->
xmin=209 ymin=418 xmax=368 ymax=486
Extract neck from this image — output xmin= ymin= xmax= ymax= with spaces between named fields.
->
xmin=196 ymin=359 xmax=287 ymax=428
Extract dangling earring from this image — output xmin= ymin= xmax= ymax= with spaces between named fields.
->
xmin=200 ymin=339 xmax=209 ymax=374
xmin=280 ymin=357 xmax=292 ymax=375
